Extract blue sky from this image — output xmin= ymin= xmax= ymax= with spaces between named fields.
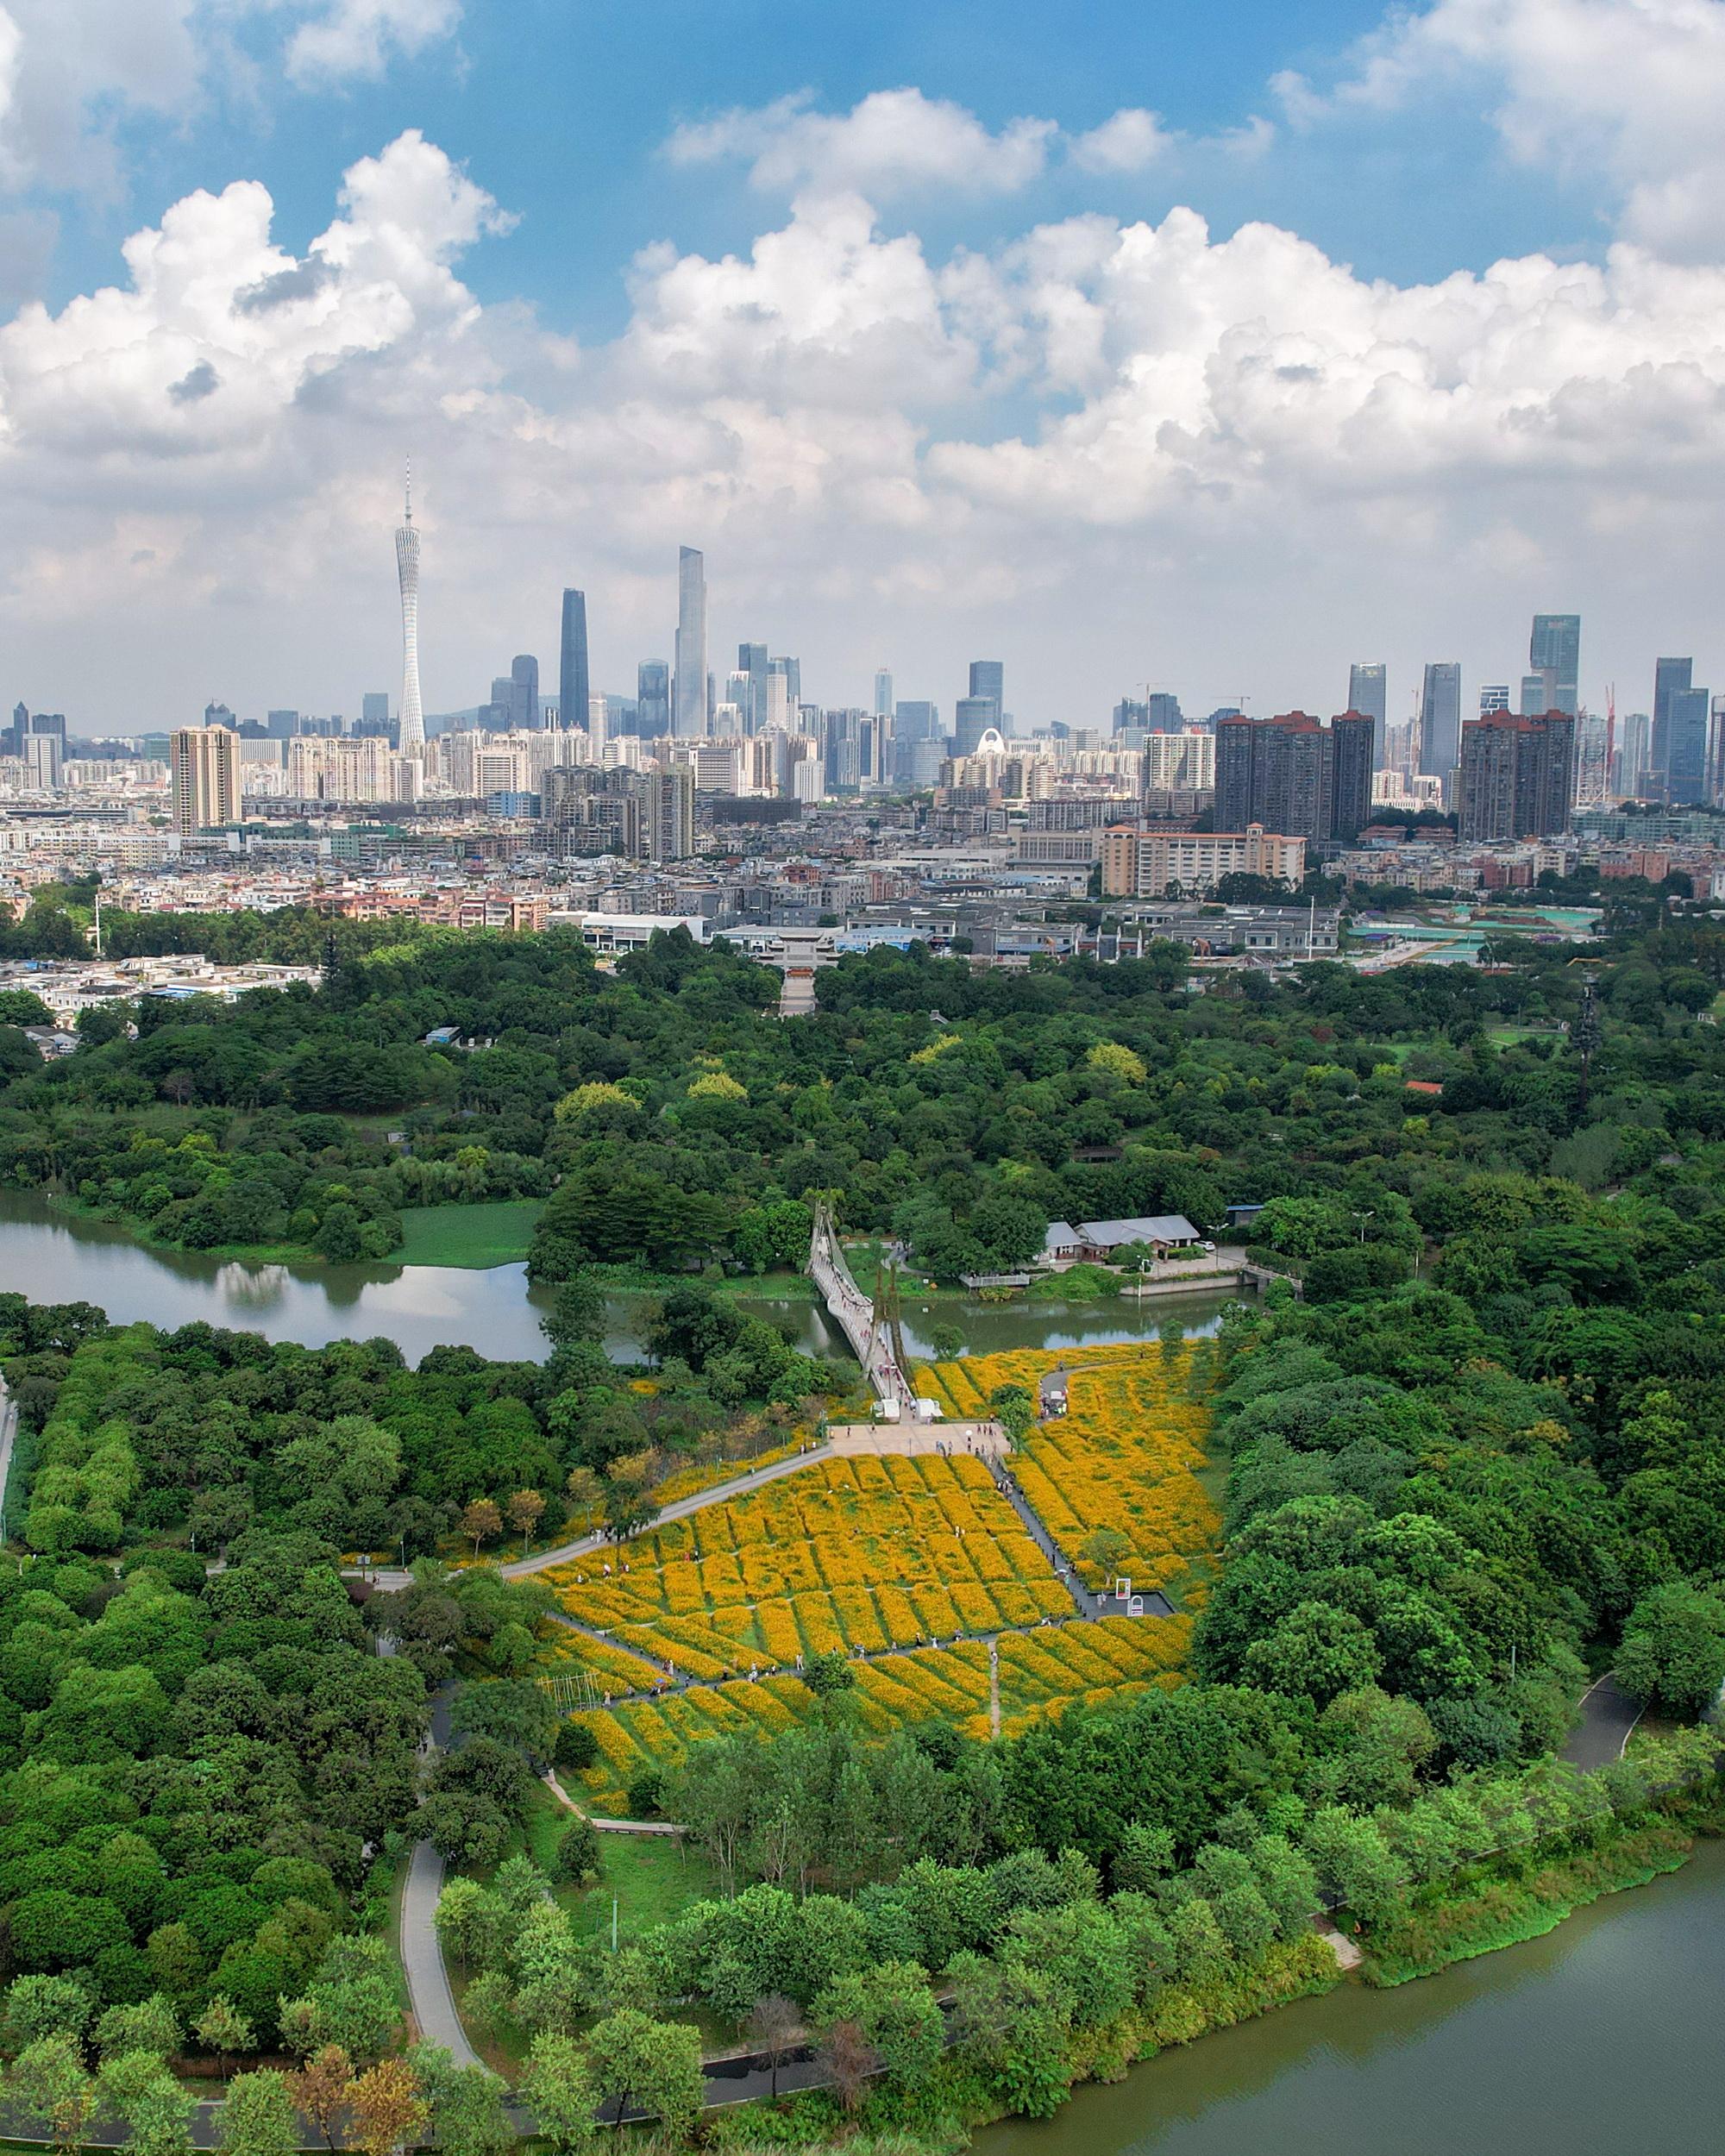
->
xmin=5 ymin=0 xmax=1725 ymax=728
xmin=55 ymin=0 xmax=1592 ymax=322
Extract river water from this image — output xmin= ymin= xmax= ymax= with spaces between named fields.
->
xmin=0 ymin=1193 xmax=1228 ymax=1366
xmin=982 ymin=1840 xmax=1725 ymax=2156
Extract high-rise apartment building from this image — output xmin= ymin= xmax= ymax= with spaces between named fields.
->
xmin=1530 ymin=614 xmax=1581 ymax=715
xmin=1329 ymin=713 xmax=1377 ymax=839
xmin=673 ymin=547 xmax=706 ymax=737
xmin=637 ymin=661 xmax=670 ymax=738
xmin=171 ymin=725 xmax=241 ymax=833
xmin=1214 ymin=711 xmax=1373 ymax=842
xmin=395 ymin=471 xmax=423 ymax=753
xmin=647 ymin=763 xmax=694 ymax=860
xmin=1419 ymin=662 xmax=1462 ymax=778
xmin=1142 ymin=730 xmax=1216 ymax=793
xmin=1347 ymin=662 xmax=1388 ymax=768
xmin=22 ymin=731 xmax=61 ymax=788
xmin=560 ymin=592 xmax=589 ymax=737
xmin=1456 ymin=711 xmax=1576 ymax=842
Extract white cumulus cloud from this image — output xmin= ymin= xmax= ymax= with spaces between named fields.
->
xmin=1069 ymin=108 xmax=1176 ymax=174
xmin=1275 ymin=0 xmax=1725 ymax=257
xmin=666 ymin=87 xmax=1057 ymax=199
xmin=283 ymin=0 xmax=463 ymax=85
xmin=7 ymin=102 xmax=1725 ymax=724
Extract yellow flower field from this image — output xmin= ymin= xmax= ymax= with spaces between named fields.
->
xmin=542 ymin=1452 xmax=1067 ymax=1681
xmin=916 ymin=1342 xmax=1216 ymax=1597
xmin=564 ymin=1616 xmax=1190 ymax=1810
xmin=543 ymin=1343 xmax=1216 ymax=1806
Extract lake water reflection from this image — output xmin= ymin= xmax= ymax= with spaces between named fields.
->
xmin=0 ymin=1192 xmax=1229 ymax=1366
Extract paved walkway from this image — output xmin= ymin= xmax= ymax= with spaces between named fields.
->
xmin=825 ymin=1420 xmax=1009 ymax=1456
xmin=400 ymin=1837 xmax=477 ymax=2066
xmin=1562 ymin=1673 xmax=1644 ymax=1769
xmin=400 ymin=1683 xmax=480 ymax=2069
xmin=0 ymin=1376 xmax=17 ymax=1534
xmin=502 ymin=1445 xmax=835 ymax=1579
xmin=988 ymin=1459 xmax=1174 ymax=1620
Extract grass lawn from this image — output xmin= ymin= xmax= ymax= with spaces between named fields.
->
xmin=394 ymin=1199 xmax=544 ymax=1269
xmin=524 ymin=1780 xmax=718 ymax=1944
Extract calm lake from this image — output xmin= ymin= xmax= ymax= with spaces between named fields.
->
xmin=0 ymin=1192 xmax=1229 ymax=1366
xmin=981 ymin=1840 xmax=1725 ymax=2156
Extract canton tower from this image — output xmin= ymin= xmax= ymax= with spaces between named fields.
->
xmin=395 ymin=464 xmax=424 ymax=752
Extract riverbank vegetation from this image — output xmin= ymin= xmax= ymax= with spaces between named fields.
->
xmin=0 ymin=893 xmax=1722 ymax=2150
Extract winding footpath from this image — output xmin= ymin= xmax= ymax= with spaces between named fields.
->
xmin=1562 ymin=1672 xmax=1644 ymax=1769
xmin=0 ymin=1375 xmax=17 ymax=1535
xmin=399 ymin=1684 xmax=480 ymax=2068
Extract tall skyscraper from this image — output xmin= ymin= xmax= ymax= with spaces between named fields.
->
xmin=171 ymin=725 xmax=240 ymax=834
xmin=952 ymin=697 xmax=997 ymax=757
xmin=395 ymin=468 xmax=423 ymax=753
xmin=1145 ymin=693 xmax=1182 ymax=732
xmin=1347 ymin=663 xmax=1388 ymax=768
xmin=737 ymin=643 xmax=768 ymax=732
xmin=637 ymin=661 xmax=670 ymax=737
xmin=969 ymin=660 xmax=1004 ymax=723
xmin=1615 ymin=711 xmax=1652 ymax=797
xmin=560 ymin=592 xmax=590 ymax=737
xmin=510 ymin=655 xmax=540 ymax=730
xmin=1530 ymin=613 xmax=1580 ymax=715
xmin=1666 ymin=686 xmax=1709 ymax=805
xmin=674 ymin=547 xmax=706 ymax=737
xmin=874 ymin=668 xmax=894 ymax=718
xmin=1419 ymin=663 xmax=1462 ymax=778
xmin=1652 ymin=656 xmax=1692 ymax=792
xmin=1519 ymin=674 xmax=1547 ymax=717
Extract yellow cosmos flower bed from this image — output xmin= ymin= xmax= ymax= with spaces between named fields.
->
xmin=568 ymin=1614 xmax=1189 ymax=1809
xmin=917 ymin=1343 xmax=1216 ymax=1598
xmin=538 ymin=1627 xmax=668 ymax=1693
xmin=996 ymin=1612 xmax=1189 ymax=1716
xmin=545 ymin=1452 xmax=1064 ymax=1673
xmin=649 ymin=1439 xmax=806 ymax=1510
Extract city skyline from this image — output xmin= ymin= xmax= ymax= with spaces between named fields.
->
xmin=4 ymin=3 xmax=1725 ymax=724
